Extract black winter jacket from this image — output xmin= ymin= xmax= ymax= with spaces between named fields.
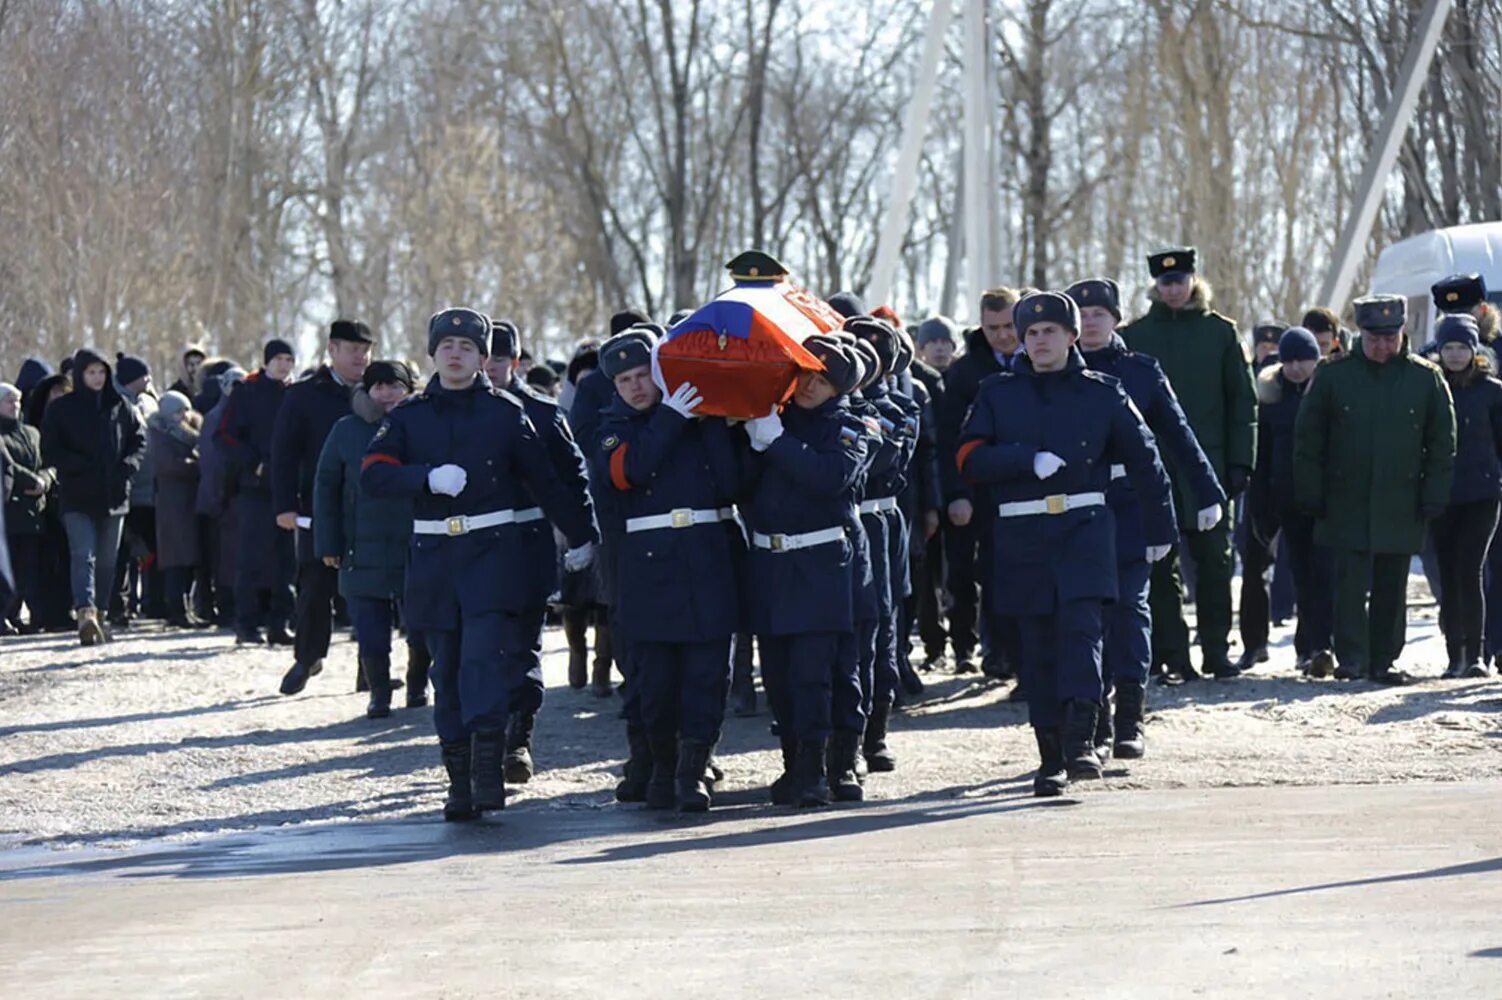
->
xmin=271 ymin=365 xmax=354 ymax=517
xmin=39 ymin=349 xmax=146 ymax=517
xmin=938 ymin=326 xmax=1007 ymax=505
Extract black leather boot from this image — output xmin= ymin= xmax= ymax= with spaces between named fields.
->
xmin=827 ymin=730 xmax=864 ymax=802
xmin=769 ymin=734 xmax=798 ymax=805
xmin=278 ymin=659 xmax=322 ymax=696
xmin=645 ymin=731 xmax=677 ymax=810
xmin=405 ymin=642 xmax=431 ymax=708
xmin=615 ymin=724 xmax=652 ymax=802
xmin=1061 ymin=699 xmax=1104 ymax=781
xmin=440 ymin=740 xmax=480 ymax=822
xmin=675 ymin=738 xmax=713 ymax=812
xmin=863 ymin=701 xmax=896 ymax=772
xmin=562 ymin=608 xmax=589 ymax=689
xmin=363 ymin=655 xmax=393 ymax=719
xmin=1033 ymin=728 xmax=1069 ymax=797
xmin=795 ymin=739 xmax=830 ymax=808
xmin=1112 ymin=681 xmax=1146 ymax=759
xmin=503 ymin=712 xmax=536 ymax=784
xmin=266 ymin=621 xmax=295 ymax=647
xmin=469 ymin=729 xmax=507 ymax=811
xmin=1093 ymin=695 xmax=1114 ymax=759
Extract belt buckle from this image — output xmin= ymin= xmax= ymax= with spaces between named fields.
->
xmin=1044 ymin=494 xmax=1067 ymax=515
xmin=770 ymin=533 xmax=786 ymax=552
xmin=670 ymin=508 xmax=693 ymax=529
xmin=446 ymin=516 xmax=467 ymax=536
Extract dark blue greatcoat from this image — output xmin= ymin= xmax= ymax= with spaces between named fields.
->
xmin=957 ymin=350 xmax=1176 ymax=616
xmin=503 ymin=374 xmax=595 ymax=610
xmin=591 ymin=399 xmax=748 ymax=644
xmin=1443 ymin=368 xmax=1502 ymax=504
xmin=1083 ymin=335 xmax=1224 ymax=562
xmin=741 ymin=397 xmax=869 ymax=636
xmin=360 ymin=375 xmax=598 ymax=632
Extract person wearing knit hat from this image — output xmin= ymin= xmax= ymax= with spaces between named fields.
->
xmin=218 ymin=328 xmax=297 ymax=648
xmin=955 ymin=290 xmax=1176 ymax=795
xmin=1294 ymin=293 xmax=1456 ymax=686
xmin=1428 ymin=311 xmax=1502 ymax=679
xmin=115 ymin=353 xmax=151 ymax=395
xmin=264 ymin=339 xmax=295 ymax=367
xmin=148 ymin=389 xmax=209 ymax=630
xmin=738 ymin=330 xmax=872 ymax=808
xmin=915 ymin=316 xmax=958 ymax=373
xmin=1249 ymin=325 xmax=1333 ymax=679
xmin=1075 ymin=275 xmax=1226 ymax=742
xmin=362 ymin=305 xmax=599 ymax=820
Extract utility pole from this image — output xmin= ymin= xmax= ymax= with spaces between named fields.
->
xmin=1319 ymin=0 xmax=1453 ymax=310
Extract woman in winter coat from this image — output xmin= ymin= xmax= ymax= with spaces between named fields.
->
xmin=40 ymin=348 xmax=146 ymax=645
xmin=313 ymin=361 xmax=424 ymax=718
xmin=1 ymin=382 xmax=56 ymax=633
xmin=1430 ymin=315 xmax=1502 ymax=678
xmin=150 ymin=391 xmax=210 ymax=629
xmin=22 ymin=373 xmax=75 ymax=631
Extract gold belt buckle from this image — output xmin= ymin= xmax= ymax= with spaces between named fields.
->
xmin=769 ymin=533 xmax=786 ymax=551
xmin=1044 ymin=495 xmax=1067 ymax=515
xmin=446 ymin=516 xmax=466 ymax=536
xmin=670 ymin=508 xmax=693 ymax=529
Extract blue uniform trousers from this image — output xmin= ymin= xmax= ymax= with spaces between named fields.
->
xmin=759 ymin=631 xmax=864 ymax=741
xmin=1014 ymin=599 xmax=1105 ymax=731
xmin=347 ymin=596 xmax=423 ymax=675
xmin=628 ymin=638 xmax=732 ymax=743
xmin=509 ymin=605 xmax=548 ymax=717
xmin=1103 ymin=557 xmax=1152 ymax=690
xmin=426 ymin=611 xmax=529 ymax=743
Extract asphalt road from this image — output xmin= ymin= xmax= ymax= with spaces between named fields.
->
xmin=3 ymin=780 xmax=1499 ymax=998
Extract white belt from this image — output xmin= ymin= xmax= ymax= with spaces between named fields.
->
xmin=997 ymin=492 xmax=1106 ymax=518
xmin=296 ymin=516 xmax=312 ymax=530
xmin=752 ymin=526 xmax=846 ymax=552
xmin=413 ymin=507 xmax=545 ymax=536
xmin=625 ymin=507 xmax=733 ymax=533
xmin=1110 ymin=465 xmax=1126 ymax=481
xmin=858 ymin=497 xmax=899 ymax=515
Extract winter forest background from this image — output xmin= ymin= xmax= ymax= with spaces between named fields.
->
xmin=2 ymin=0 xmax=1499 ymax=368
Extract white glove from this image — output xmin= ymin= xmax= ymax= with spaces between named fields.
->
xmin=1033 ymin=451 xmax=1066 ymax=480
xmin=1146 ymin=544 xmax=1172 ymax=563
xmin=663 ymin=382 xmax=703 ymax=419
xmin=564 ymin=542 xmax=596 ymax=572
xmin=427 ymin=464 xmax=467 ymax=497
xmin=1196 ymin=503 xmax=1223 ymax=532
xmin=747 ymin=408 xmax=784 ymax=453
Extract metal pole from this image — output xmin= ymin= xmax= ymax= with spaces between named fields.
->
xmin=1319 ymin=0 xmax=1453 ymax=310
xmin=962 ymin=0 xmax=990 ymax=319
xmin=868 ymin=1 xmax=955 ymax=306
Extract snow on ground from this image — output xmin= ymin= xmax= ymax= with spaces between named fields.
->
xmin=1 ymin=574 xmax=1498 ymax=851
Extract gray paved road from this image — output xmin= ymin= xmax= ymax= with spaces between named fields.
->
xmin=2 ymin=781 xmax=1499 ymax=998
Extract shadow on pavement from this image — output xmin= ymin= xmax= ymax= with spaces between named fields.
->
xmin=1176 ymin=855 xmax=1502 ymax=908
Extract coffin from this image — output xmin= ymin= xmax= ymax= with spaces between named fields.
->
xmin=655 ymin=280 xmax=846 ymax=419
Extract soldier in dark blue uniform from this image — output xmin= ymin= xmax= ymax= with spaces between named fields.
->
xmin=958 ymin=291 xmax=1176 ymax=795
xmin=217 ymin=340 xmax=297 ymax=646
xmin=362 ymin=309 xmax=598 ymax=821
xmin=1069 ymin=279 xmax=1224 ymax=758
xmin=743 ymin=334 xmax=870 ymax=807
xmin=592 ymin=334 xmax=748 ymax=811
xmin=844 ymin=316 xmax=918 ymax=772
xmin=483 ymin=319 xmax=597 ymax=784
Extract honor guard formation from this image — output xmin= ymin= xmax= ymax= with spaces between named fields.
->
xmin=8 ymin=246 xmax=1502 ymax=817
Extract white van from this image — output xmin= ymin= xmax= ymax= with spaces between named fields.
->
xmin=1367 ymin=221 xmax=1502 ymax=346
